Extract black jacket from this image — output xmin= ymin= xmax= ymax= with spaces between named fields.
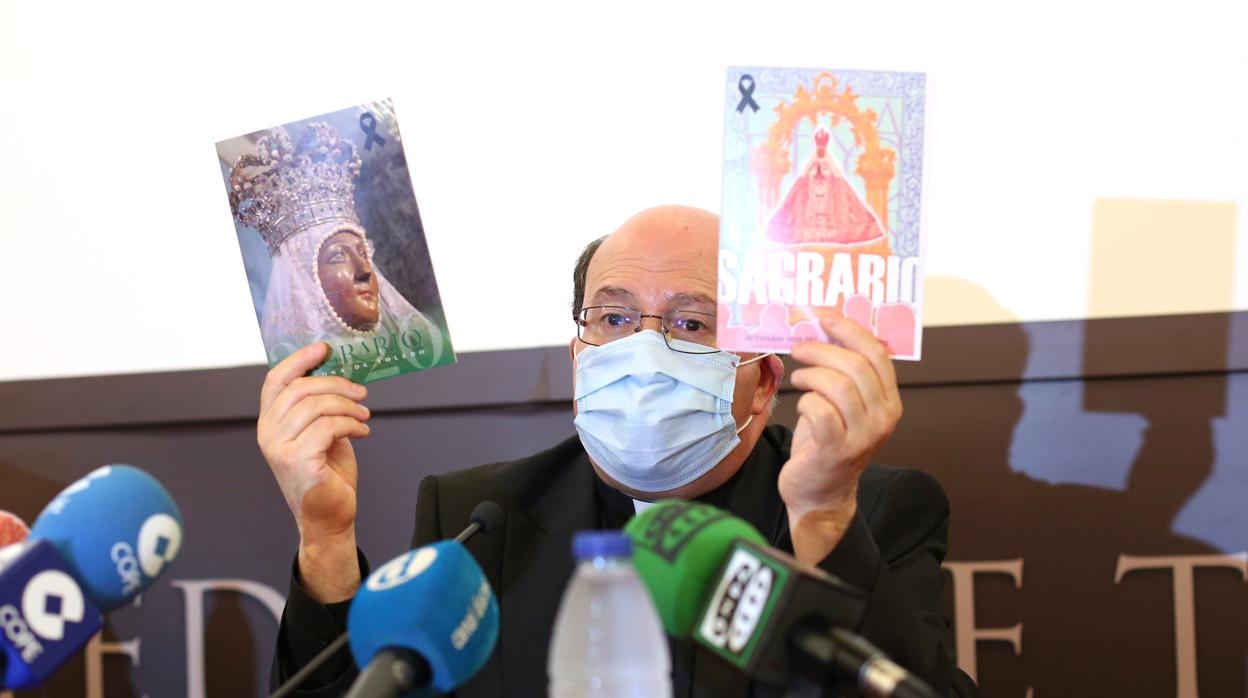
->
xmin=271 ymin=425 xmax=977 ymax=696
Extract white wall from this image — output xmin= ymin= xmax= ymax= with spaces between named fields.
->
xmin=2 ymin=0 xmax=1244 ymax=381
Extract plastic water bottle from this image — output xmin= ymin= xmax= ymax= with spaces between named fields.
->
xmin=549 ymin=531 xmax=672 ymax=697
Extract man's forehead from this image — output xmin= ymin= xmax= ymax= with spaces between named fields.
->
xmin=585 ymin=246 xmax=718 ymax=310
xmin=589 ymin=204 xmax=718 ymax=273
xmin=584 ymin=205 xmax=720 ymax=307
xmin=588 ymin=285 xmax=717 ymax=309
xmin=600 ymin=206 xmax=719 ymax=250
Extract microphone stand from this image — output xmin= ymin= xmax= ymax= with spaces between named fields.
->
xmin=343 ymin=647 xmax=430 ymax=698
xmin=268 ymin=500 xmax=503 ymax=698
xmin=270 ymin=634 xmax=350 ymax=698
xmin=787 ymin=625 xmax=938 ymax=698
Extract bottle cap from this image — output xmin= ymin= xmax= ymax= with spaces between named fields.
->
xmin=572 ymin=530 xmax=632 ymax=560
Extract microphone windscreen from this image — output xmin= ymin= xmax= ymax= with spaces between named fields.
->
xmin=0 ymin=512 xmax=29 ymax=548
xmin=30 ymin=465 xmax=183 ymax=612
xmin=624 ymin=500 xmax=766 ymax=637
xmin=469 ymin=501 xmax=503 ymax=534
xmin=0 ymin=539 xmax=104 ymax=689
xmin=348 ymin=540 xmax=499 ymax=693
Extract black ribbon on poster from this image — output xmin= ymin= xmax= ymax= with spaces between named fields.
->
xmin=359 ymin=112 xmax=387 ymax=150
xmin=736 ymin=74 xmax=760 ymax=113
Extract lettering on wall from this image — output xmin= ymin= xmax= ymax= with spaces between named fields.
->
xmin=1114 ymin=553 xmax=1248 ymax=698
xmin=172 ymin=579 xmax=285 ymax=698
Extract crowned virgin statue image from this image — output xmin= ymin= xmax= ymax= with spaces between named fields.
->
xmin=225 ymin=120 xmax=449 ymax=381
xmin=765 ymin=127 xmax=887 ymax=247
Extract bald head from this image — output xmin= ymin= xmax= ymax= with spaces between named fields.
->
xmin=573 ymin=205 xmax=720 ymax=318
xmin=607 ymin=205 xmax=720 ymax=254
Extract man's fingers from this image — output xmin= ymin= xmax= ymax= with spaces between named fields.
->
xmin=789 ymin=341 xmax=885 ymax=415
xmin=795 ymin=392 xmax=846 ymax=445
xmin=819 ymin=316 xmax=900 ymax=403
xmin=310 ymin=415 xmax=371 ymax=443
xmin=264 ymin=375 xmax=368 ymax=426
xmin=274 ymin=395 xmax=372 ymax=445
xmin=260 ymin=343 xmax=333 ymax=413
xmin=291 ymin=416 xmax=371 ymax=460
xmin=790 ymin=366 xmax=868 ymax=431
xmin=0 ymin=510 xmax=30 ymax=547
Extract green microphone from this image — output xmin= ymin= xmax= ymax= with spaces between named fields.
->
xmin=622 ymin=499 xmax=767 ymax=637
xmin=625 ymin=500 xmax=936 ymax=698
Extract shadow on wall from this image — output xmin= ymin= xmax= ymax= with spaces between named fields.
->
xmin=1085 ymin=198 xmax=1244 ymax=557
xmin=840 ymin=276 xmax=1246 ymax=697
xmin=1003 ymin=198 xmax=1246 ymax=555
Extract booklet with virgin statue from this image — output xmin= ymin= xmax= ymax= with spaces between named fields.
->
xmin=216 ymin=99 xmax=456 ymax=383
xmin=717 ymin=67 xmax=927 ymax=360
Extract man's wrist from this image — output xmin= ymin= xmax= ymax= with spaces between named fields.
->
xmin=787 ymin=491 xmax=858 ymax=566
xmin=297 ymin=528 xmax=361 ymax=604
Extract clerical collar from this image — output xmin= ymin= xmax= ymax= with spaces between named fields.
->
xmin=590 ymin=425 xmax=784 ymax=537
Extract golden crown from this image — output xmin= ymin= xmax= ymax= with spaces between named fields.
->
xmin=228 ymin=122 xmax=363 ymax=254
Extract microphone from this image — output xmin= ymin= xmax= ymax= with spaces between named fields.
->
xmin=623 ymin=497 xmax=767 ymax=638
xmin=792 ymin=625 xmax=939 ymax=698
xmin=0 ymin=512 xmax=31 ymax=681
xmin=269 ymin=500 xmax=505 ymax=698
xmin=31 ymin=465 xmax=184 ymax=612
xmin=455 ymin=501 xmax=504 ymax=544
xmin=624 ymin=500 xmax=936 ymax=698
xmin=0 ymin=539 xmax=104 ymax=689
xmin=345 ymin=540 xmax=499 ymax=697
xmin=2 ymin=465 xmax=184 ymax=689
xmin=697 ymin=538 xmax=935 ymax=698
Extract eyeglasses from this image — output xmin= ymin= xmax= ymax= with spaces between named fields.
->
xmin=574 ymin=305 xmax=720 ymax=354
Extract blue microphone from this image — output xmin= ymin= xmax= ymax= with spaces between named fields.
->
xmin=0 ymin=540 xmax=104 ymax=689
xmin=31 ymin=465 xmax=184 ymax=612
xmin=1 ymin=464 xmax=184 ymax=689
xmin=346 ymin=540 xmax=500 ymax=697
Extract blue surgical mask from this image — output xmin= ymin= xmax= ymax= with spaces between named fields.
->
xmin=572 ymin=330 xmax=767 ymax=493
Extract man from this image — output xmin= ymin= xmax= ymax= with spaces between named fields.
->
xmin=262 ymin=206 xmax=976 ymax=696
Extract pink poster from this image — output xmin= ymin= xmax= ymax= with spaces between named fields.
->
xmin=717 ymin=67 xmax=926 ymax=359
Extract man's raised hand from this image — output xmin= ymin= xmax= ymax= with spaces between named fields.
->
xmin=780 ymin=317 xmax=903 ymax=564
xmin=257 ymin=343 xmax=371 ymax=601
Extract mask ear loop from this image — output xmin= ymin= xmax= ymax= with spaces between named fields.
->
xmin=732 ymin=352 xmax=773 ymax=435
xmin=737 ymin=352 xmax=774 ymax=367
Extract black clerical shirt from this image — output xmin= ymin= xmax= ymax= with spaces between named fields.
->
xmin=271 ymin=425 xmax=975 ymax=697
